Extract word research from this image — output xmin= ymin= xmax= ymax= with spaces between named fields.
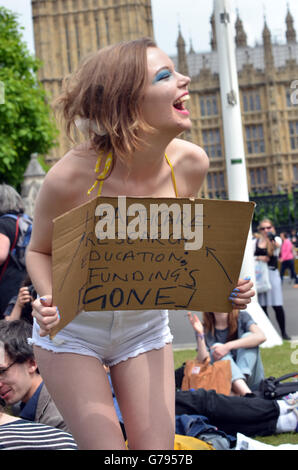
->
xmin=94 ymin=196 xmax=204 ymax=251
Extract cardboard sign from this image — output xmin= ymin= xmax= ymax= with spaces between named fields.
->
xmin=51 ymin=196 xmax=255 ymax=337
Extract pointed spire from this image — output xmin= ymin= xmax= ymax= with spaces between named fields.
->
xmin=176 ymin=25 xmax=189 ymax=76
xmin=235 ymin=9 xmax=247 ymax=48
xmin=262 ymin=16 xmax=271 ymax=43
xmin=189 ymin=37 xmax=195 ymax=54
xmin=286 ymin=4 xmax=296 ymax=43
xmin=262 ymin=16 xmax=274 ymax=69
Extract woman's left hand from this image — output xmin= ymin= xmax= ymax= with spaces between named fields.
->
xmin=229 ymin=278 xmax=255 ymax=310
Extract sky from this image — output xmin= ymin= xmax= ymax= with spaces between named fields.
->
xmin=0 ymin=0 xmax=298 ymax=56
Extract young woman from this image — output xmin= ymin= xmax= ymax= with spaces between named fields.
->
xmin=26 ymin=38 xmax=255 ymax=450
xmin=188 ymin=310 xmax=266 ymax=395
xmin=254 ymin=218 xmax=291 ymax=340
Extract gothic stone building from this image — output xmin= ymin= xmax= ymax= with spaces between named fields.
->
xmin=31 ymin=1 xmax=298 ymax=197
xmin=176 ymin=9 xmax=298 ymax=198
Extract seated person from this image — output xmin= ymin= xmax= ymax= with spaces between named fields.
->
xmin=187 ymin=309 xmax=266 ymax=395
xmin=175 ymin=387 xmax=298 ymax=438
xmin=0 ymin=320 xmax=68 ymax=431
xmin=0 ymin=396 xmax=77 ymax=450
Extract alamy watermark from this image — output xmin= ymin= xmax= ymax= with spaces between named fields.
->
xmin=94 ymin=196 xmax=204 ymax=251
xmin=0 ymin=81 xmax=4 ymax=104
xmin=290 ymin=80 xmax=298 ymax=105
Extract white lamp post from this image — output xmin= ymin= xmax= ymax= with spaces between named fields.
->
xmin=214 ymin=0 xmax=282 ymax=346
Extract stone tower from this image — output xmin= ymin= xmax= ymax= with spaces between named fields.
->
xmin=286 ymin=5 xmax=296 ymax=44
xmin=176 ymin=25 xmax=189 ymax=76
xmin=31 ymin=0 xmax=154 ymax=163
xmin=235 ymin=10 xmax=247 ymax=48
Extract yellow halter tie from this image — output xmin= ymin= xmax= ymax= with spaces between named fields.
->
xmin=87 ymin=153 xmax=178 ymax=197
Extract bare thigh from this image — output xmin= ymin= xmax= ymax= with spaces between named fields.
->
xmin=33 ymin=346 xmax=126 ymax=450
xmin=110 ymin=343 xmax=175 ymax=450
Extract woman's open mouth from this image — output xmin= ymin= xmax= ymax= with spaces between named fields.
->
xmin=173 ymin=94 xmax=190 ymax=115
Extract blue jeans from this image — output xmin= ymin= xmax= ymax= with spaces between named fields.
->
xmin=210 ymin=333 xmax=264 ymax=391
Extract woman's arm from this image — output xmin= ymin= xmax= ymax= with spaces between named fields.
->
xmin=0 ymin=233 xmax=10 ymax=264
xmin=211 ymin=323 xmax=266 ymax=361
xmin=187 ymin=312 xmax=210 ymax=362
xmin=26 ymin=165 xmax=77 ymax=335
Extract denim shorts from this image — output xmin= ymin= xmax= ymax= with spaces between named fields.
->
xmin=29 ymin=309 xmax=173 ymax=367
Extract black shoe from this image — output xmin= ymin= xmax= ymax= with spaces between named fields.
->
xmin=282 ymin=333 xmax=291 ymax=340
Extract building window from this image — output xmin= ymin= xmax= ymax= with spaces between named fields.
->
xmin=249 ymin=167 xmax=268 ymax=192
xmin=95 ymin=15 xmax=100 ymax=49
xmin=289 ymin=121 xmax=298 ymax=150
xmin=245 ymin=125 xmax=265 ymax=154
xmin=202 ymin=128 xmax=222 ymax=158
xmin=286 ymin=89 xmax=293 ymax=107
xmin=207 ymin=171 xmax=226 ymax=198
xmin=74 ymin=17 xmax=80 ymax=60
xmin=104 ymin=12 xmax=110 ymax=43
xmin=64 ymin=19 xmax=72 ymax=72
xmin=200 ymin=94 xmax=218 ymax=116
xmin=242 ymin=90 xmax=261 ymax=112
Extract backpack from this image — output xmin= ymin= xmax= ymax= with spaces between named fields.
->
xmin=257 ymin=372 xmax=298 ymax=399
xmin=0 ymin=213 xmax=32 ymax=272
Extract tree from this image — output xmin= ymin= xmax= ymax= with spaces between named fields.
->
xmin=0 ymin=6 xmax=58 ymax=188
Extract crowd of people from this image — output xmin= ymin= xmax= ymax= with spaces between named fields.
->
xmin=0 ymin=317 xmax=297 ymax=450
xmin=0 ymin=36 xmax=297 ymax=450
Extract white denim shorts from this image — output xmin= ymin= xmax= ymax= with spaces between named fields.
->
xmin=29 ymin=309 xmax=173 ymax=367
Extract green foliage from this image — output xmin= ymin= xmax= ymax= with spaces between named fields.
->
xmin=0 ymin=7 xmax=58 ymax=188
xmin=250 ymin=192 xmax=297 ymax=230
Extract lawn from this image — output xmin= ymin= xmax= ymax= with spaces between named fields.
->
xmin=174 ymin=340 xmax=298 ymax=447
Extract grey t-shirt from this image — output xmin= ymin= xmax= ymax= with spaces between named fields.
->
xmin=204 ymin=310 xmax=256 ymax=360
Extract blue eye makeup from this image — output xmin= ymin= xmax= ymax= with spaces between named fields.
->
xmin=152 ymin=69 xmax=173 ymax=84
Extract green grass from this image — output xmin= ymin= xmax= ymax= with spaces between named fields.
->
xmin=174 ymin=341 xmax=298 ymax=447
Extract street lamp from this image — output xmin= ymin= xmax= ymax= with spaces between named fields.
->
xmin=214 ymin=0 xmax=282 ymax=346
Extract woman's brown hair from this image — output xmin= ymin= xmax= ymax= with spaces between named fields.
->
xmin=54 ymin=37 xmax=157 ymax=166
xmin=203 ymin=310 xmax=239 ymax=341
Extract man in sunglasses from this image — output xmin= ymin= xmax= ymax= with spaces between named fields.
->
xmin=0 ymin=320 xmax=68 ymax=431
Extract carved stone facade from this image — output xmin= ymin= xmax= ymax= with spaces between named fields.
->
xmin=31 ymin=0 xmax=154 ymax=163
xmin=176 ymin=8 xmax=298 ymax=197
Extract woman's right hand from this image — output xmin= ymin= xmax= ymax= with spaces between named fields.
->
xmin=187 ymin=311 xmax=204 ymax=336
xmin=32 ymin=295 xmax=60 ymax=337
xmin=17 ymin=287 xmax=32 ymax=307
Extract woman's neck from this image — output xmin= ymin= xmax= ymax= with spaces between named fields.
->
xmin=113 ymin=132 xmax=174 ymax=184
xmin=214 ymin=312 xmax=229 ymax=330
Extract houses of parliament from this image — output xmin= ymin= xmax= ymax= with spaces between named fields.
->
xmin=31 ymin=0 xmax=298 ymax=198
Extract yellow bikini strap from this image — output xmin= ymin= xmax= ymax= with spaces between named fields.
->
xmin=165 ymin=153 xmax=178 ymax=197
xmin=88 ymin=152 xmax=178 ymax=198
xmin=87 ymin=152 xmax=113 ymax=197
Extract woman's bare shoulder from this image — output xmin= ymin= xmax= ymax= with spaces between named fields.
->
xmin=168 ymin=138 xmax=208 ymax=166
xmin=36 ymin=146 xmax=95 ymax=217
xmin=167 ymin=138 xmax=210 ymax=195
